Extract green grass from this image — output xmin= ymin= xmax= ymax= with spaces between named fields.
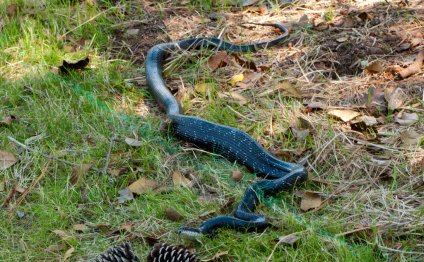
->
xmin=0 ymin=1 xmax=422 ymax=261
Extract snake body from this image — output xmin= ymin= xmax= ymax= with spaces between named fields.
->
xmin=145 ymin=23 xmax=307 ymax=237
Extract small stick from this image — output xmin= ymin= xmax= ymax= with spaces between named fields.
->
xmin=8 ymin=160 xmax=52 ymax=213
xmin=7 ymin=136 xmax=102 ymax=173
xmin=103 ymin=134 xmax=116 ymax=175
xmin=1 ymin=185 xmax=17 ymax=208
xmin=397 ymin=50 xmax=424 ymax=80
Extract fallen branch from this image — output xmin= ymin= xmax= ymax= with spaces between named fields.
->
xmin=8 ymin=160 xmax=52 ymax=213
xmin=397 ymin=50 xmax=424 ymax=80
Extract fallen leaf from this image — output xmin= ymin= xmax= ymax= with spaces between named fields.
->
xmin=0 ymin=150 xmax=18 ymax=170
xmin=172 ymin=171 xmax=192 ymax=188
xmin=229 ymin=73 xmax=244 ymax=87
xmin=232 ymin=170 xmax=243 ymax=181
xmin=117 ymin=188 xmax=134 ymax=203
xmin=128 ymin=177 xmax=159 ymax=194
xmin=328 ymin=109 xmax=361 ymax=122
xmin=70 ymin=164 xmax=92 ymax=185
xmin=305 ymin=101 xmax=325 ymax=111
xmin=291 ymin=127 xmax=310 ymax=141
xmin=277 ymin=81 xmax=302 ymax=98
xmin=0 ymin=115 xmax=16 ymax=126
xmin=395 ymin=112 xmax=419 ymax=125
xmin=410 ymin=37 xmax=422 ymax=48
xmin=208 ymin=52 xmax=229 ymax=71
xmin=400 ymin=130 xmax=422 ymax=147
xmin=165 ymin=208 xmax=184 ymax=221
xmin=278 ymin=233 xmax=300 ymax=246
xmin=336 ymin=36 xmax=348 ymax=43
xmin=59 ymin=57 xmax=89 ymax=74
xmin=125 ymin=137 xmax=143 ymax=147
xmin=6 ymin=4 xmax=18 ymax=16
xmin=359 ymin=87 xmax=387 ymax=117
xmin=228 ymin=91 xmax=248 ymax=105
xmin=365 ymin=61 xmax=384 ymax=74
xmin=397 ymin=42 xmax=411 ymax=52
xmin=358 ymin=11 xmax=373 ymax=21
xmin=195 ymin=82 xmax=214 ymax=96
xmin=233 ymin=54 xmax=257 ymax=71
xmin=63 ymin=247 xmax=75 ymax=261
xmin=298 ymin=14 xmax=309 ymax=24
xmin=51 ymin=230 xmax=73 ymax=241
xmin=73 ymin=224 xmax=89 ymax=232
xmin=313 ymin=17 xmax=328 ymax=31
xmin=385 ymin=87 xmax=406 ymax=111
xmin=300 ymin=192 xmax=322 ymax=211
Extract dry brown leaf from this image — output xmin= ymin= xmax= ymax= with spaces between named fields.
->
xmin=232 ymin=170 xmax=243 ymax=182
xmin=73 ymin=224 xmax=89 ymax=232
xmin=70 ymin=164 xmax=92 ymax=185
xmin=300 ymin=192 xmax=322 ymax=211
xmin=279 ymin=233 xmax=300 ymax=246
xmin=51 ymin=230 xmax=73 ymax=241
xmin=208 ymin=52 xmax=229 ymax=71
xmin=128 ymin=177 xmax=159 ymax=194
xmin=6 ymin=4 xmax=18 ymax=16
xmin=228 ymin=91 xmax=248 ymax=105
xmin=400 ymin=130 xmax=422 ymax=147
xmin=172 ymin=171 xmax=192 ymax=188
xmin=385 ymin=87 xmax=406 ymax=111
xmin=278 ymin=81 xmax=302 ymax=98
xmin=313 ymin=17 xmax=328 ymax=31
xmin=328 ymin=109 xmax=361 ymax=122
xmin=63 ymin=247 xmax=75 ymax=261
xmin=365 ymin=61 xmax=384 ymax=74
xmin=165 ymin=208 xmax=184 ymax=221
xmin=395 ymin=112 xmax=419 ymax=125
xmin=0 ymin=150 xmax=18 ymax=170
xmin=125 ymin=137 xmax=143 ymax=147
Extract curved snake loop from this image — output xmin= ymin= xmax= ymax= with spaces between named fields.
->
xmin=145 ymin=23 xmax=307 ymax=237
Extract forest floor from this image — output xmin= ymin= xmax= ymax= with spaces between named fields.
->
xmin=0 ymin=0 xmax=423 ymax=261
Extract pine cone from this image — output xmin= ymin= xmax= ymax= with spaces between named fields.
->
xmin=147 ymin=243 xmax=199 ymax=262
xmin=94 ymin=242 xmax=140 ymax=262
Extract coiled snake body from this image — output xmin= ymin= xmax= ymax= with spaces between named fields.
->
xmin=145 ymin=23 xmax=307 ymax=237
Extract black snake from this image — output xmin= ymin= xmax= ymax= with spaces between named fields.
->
xmin=145 ymin=23 xmax=307 ymax=237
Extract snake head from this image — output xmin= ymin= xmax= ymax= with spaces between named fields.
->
xmin=178 ymin=227 xmax=206 ymax=240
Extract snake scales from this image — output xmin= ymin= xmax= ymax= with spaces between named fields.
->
xmin=145 ymin=23 xmax=307 ymax=237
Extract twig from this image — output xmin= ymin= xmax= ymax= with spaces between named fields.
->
xmin=397 ymin=50 xmax=424 ymax=80
xmin=1 ymin=185 xmax=17 ymax=208
xmin=103 ymin=134 xmax=116 ymax=175
xmin=8 ymin=160 xmax=52 ymax=213
xmin=7 ymin=136 xmax=102 ymax=173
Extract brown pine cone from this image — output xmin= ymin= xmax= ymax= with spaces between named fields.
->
xmin=94 ymin=242 xmax=140 ymax=262
xmin=147 ymin=243 xmax=199 ymax=262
